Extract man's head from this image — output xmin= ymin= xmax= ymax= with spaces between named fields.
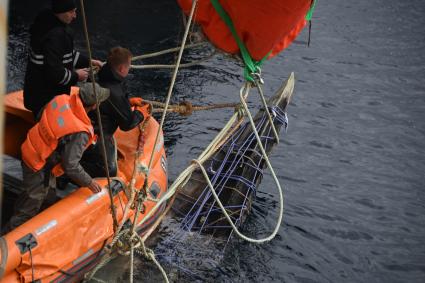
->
xmin=107 ymin=47 xmax=133 ymax=78
xmin=79 ymin=82 xmax=110 ymax=111
xmin=52 ymin=0 xmax=77 ymax=24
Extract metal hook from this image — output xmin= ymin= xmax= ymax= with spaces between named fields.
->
xmin=251 ymin=67 xmax=264 ymax=85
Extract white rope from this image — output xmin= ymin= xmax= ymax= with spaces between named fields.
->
xmin=124 ymin=2 xmax=200 ymax=282
xmin=191 ymin=157 xmax=282 ymax=243
xmin=136 ymin=235 xmax=170 ymax=283
xmin=131 ymin=51 xmax=216 ymax=70
xmin=131 ymin=41 xmax=215 ymax=70
xmin=127 ymin=0 xmax=199 ymax=250
xmin=254 ymin=80 xmax=280 ymax=143
xmin=239 ymin=83 xmax=284 ymax=241
xmin=91 ymin=277 xmax=108 ymax=283
xmin=129 ymin=236 xmax=135 ymax=283
xmin=132 ymin=42 xmax=207 ymax=61
xmin=146 ymin=0 xmax=199 ymax=173
xmin=83 ymin=254 xmax=113 ymax=282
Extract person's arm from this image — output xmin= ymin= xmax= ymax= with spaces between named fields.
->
xmin=73 ymin=50 xmax=89 ymax=69
xmin=60 ymin=132 xmax=101 ymax=193
xmin=74 ymin=51 xmax=103 ymax=69
xmin=108 ymin=88 xmax=144 ymax=131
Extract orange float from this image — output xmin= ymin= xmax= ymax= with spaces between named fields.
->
xmin=0 ymin=87 xmax=168 ymax=282
xmin=178 ymin=0 xmax=314 ymax=61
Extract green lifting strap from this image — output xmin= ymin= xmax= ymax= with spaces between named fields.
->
xmin=210 ymin=0 xmax=268 ymax=82
xmin=305 ymin=0 xmax=317 ymax=21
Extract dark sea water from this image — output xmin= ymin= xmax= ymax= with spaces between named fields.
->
xmin=5 ymin=0 xmax=425 ymax=282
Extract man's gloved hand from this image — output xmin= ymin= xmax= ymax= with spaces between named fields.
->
xmin=135 ymin=103 xmax=152 ymax=120
xmin=129 ymin=97 xmax=143 ymax=106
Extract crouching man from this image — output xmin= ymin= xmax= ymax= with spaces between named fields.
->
xmin=4 ymin=82 xmax=110 ymax=233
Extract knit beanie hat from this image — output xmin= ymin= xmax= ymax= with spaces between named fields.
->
xmin=52 ymin=0 xmax=76 ymax=14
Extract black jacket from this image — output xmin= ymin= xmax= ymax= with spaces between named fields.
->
xmin=23 ymin=9 xmax=89 ymax=116
xmin=90 ymin=63 xmax=144 ymax=137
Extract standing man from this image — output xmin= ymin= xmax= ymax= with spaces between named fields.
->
xmin=82 ymin=47 xmax=150 ymax=178
xmin=23 ymin=0 xmax=103 ymax=119
xmin=3 ymin=82 xmax=110 ymax=233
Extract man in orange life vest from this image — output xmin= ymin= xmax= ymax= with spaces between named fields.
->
xmin=4 ymin=82 xmax=110 ymax=232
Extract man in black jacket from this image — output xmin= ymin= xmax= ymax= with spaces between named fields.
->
xmin=23 ymin=0 xmax=103 ymax=118
xmin=82 ymin=46 xmax=149 ymax=178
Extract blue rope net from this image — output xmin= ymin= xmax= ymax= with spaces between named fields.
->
xmin=174 ymin=105 xmax=288 ymax=241
xmin=152 ymin=105 xmax=288 ymax=279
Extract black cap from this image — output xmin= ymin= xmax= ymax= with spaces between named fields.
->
xmin=52 ymin=0 xmax=76 ymax=14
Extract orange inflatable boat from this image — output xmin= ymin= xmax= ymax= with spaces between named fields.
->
xmin=0 ymin=87 xmax=169 ymax=282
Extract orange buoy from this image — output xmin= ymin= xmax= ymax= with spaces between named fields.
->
xmin=178 ymin=0 xmax=313 ymax=61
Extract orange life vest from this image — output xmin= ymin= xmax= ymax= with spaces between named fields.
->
xmin=21 ymin=92 xmax=96 ymax=176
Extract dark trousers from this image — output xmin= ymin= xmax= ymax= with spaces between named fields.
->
xmin=81 ymin=135 xmax=117 ymax=178
xmin=4 ymin=162 xmax=56 ymax=232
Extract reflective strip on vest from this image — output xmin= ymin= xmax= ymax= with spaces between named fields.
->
xmin=30 ymin=48 xmax=44 ymax=65
xmin=30 ymin=58 xmax=44 ymax=65
xmin=63 ymin=58 xmax=73 ymax=64
xmin=29 ymin=49 xmax=75 ymax=65
xmin=63 ymin=52 xmax=73 ymax=64
xmin=30 ymin=48 xmax=44 ymax=59
xmin=59 ymin=69 xmax=72 ymax=85
xmin=73 ymin=51 xmax=80 ymax=67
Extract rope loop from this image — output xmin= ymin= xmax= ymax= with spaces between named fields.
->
xmin=251 ymin=79 xmax=280 ymax=143
xmin=191 ymin=158 xmax=283 ymax=244
xmin=234 ymin=103 xmax=245 ymax=119
xmin=177 ymin=101 xmax=193 ymax=116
